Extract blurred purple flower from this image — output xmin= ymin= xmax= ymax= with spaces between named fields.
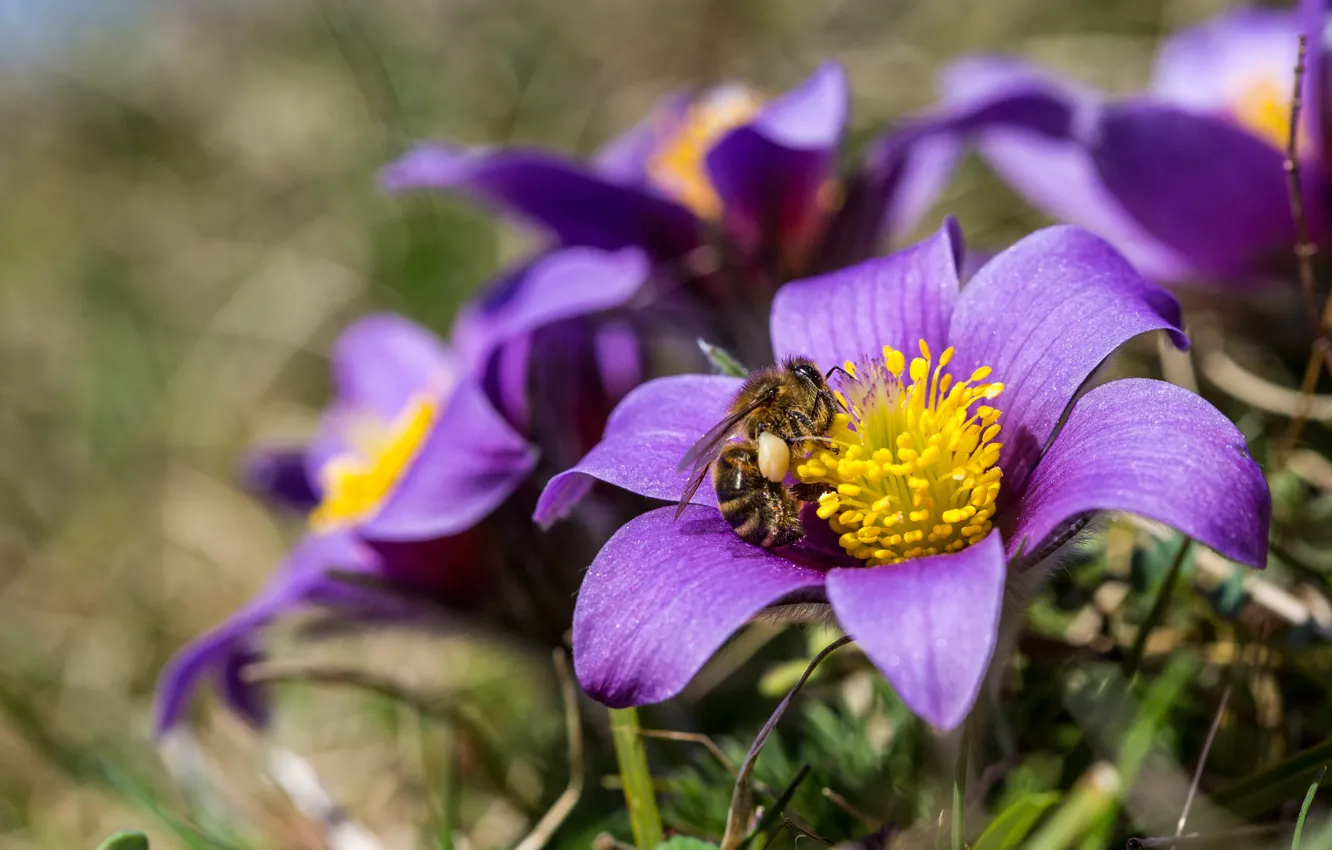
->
xmin=536 ymin=220 xmax=1270 ymax=730
xmin=938 ymin=6 xmax=1320 ymax=283
xmin=381 ymin=61 xmax=958 ymax=297
xmin=156 ymin=313 xmax=537 ymax=732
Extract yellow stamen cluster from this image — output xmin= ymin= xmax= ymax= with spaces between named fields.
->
xmin=795 ymin=340 xmax=1005 ymax=567
xmin=309 ymin=395 xmax=438 ymax=531
xmin=1232 ymin=76 xmax=1301 ymax=151
xmin=646 ymin=86 xmax=762 ymax=220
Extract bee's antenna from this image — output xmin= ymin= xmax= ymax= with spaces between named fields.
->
xmin=824 ymin=364 xmax=853 ymax=382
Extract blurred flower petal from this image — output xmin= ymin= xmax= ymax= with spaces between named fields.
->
xmin=1091 ymin=101 xmax=1293 ymax=276
xmin=241 ymin=445 xmax=321 ymax=512
xmin=381 ymin=145 xmax=701 ymax=257
xmin=360 ymin=378 xmax=537 ymax=541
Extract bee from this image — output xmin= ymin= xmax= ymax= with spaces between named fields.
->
xmin=675 ymin=357 xmax=841 ymax=547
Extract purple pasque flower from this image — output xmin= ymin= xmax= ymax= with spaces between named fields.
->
xmin=156 ymin=312 xmax=537 ymax=733
xmin=939 ymin=6 xmax=1320 ymax=283
xmin=535 ymin=220 xmax=1271 ymax=730
xmin=381 ymin=61 xmax=957 ymax=287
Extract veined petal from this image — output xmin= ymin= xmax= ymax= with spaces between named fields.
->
xmin=381 ymin=145 xmax=701 ymax=258
xmin=1004 ymin=379 xmax=1270 ymax=569
xmin=771 ymin=218 xmax=961 ymax=369
xmin=1091 ymin=101 xmax=1294 ymax=276
xmin=534 ymin=375 xmax=740 ymax=526
xmin=948 ymin=225 xmax=1186 ymax=502
xmin=573 ymin=505 xmax=828 ymax=707
xmin=359 ymin=377 xmax=537 ymax=541
xmin=706 ymin=62 xmax=850 ymax=255
xmin=153 ymin=531 xmax=373 ymax=733
xmin=940 ymin=57 xmax=1193 ymax=281
xmin=826 ymin=532 xmax=1005 ymax=730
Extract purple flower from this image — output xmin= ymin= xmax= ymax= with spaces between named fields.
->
xmin=938 ymin=6 xmax=1319 ymax=283
xmin=155 ymin=313 xmax=537 ymax=733
xmin=381 ymin=61 xmax=957 ymax=285
xmin=536 ymin=221 xmax=1270 ymax=730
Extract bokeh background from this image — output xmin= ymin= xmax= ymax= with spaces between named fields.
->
xmin=0 ymin=0 xmax=1294 ymax=847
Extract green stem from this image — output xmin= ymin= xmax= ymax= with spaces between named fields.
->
xmin=1293 ymin=765 xmax=1327 ymax=850
xmin=609 ymin=707 xmax=663 ymax=849
xmin=1123 ymin=538 xmax=1193 ymax=681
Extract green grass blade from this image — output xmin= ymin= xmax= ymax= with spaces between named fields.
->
xmin=609 ymin=707 xmax=664 ymax=849
xmin=1123 ymin=538 xmax=1192 ymax=681
xmin=96 ymin=832 xmax=149 ymax=850
xmin=972 ymin=792 xmax=1059 ymax=849
xmin=1215 ymin=738 xmax=1332 ymax=818
xmin=1293 ymin=765 xmax=1327 ymax=850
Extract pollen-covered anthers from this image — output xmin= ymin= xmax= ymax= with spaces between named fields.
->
xmin=795 ymin=340 xmax=1004 ymax=567
xmin=646 ymin=86 xmax=762 ymax=220
xmin=309 ymin=394 xmax=438 ymax=531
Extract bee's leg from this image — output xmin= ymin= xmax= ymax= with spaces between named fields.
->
xmin=791 ymin=482 xmax=833 ymax=502
xmin=787 ymin=409 xmax=820 ymax=439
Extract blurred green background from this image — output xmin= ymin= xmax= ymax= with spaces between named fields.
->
xmin=0 ymin=0 xmax=1271 ymax=847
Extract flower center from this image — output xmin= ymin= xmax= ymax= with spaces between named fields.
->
xmin=795 ymin=341 xmax=1005 ymax=567
xmin=309 ymin=394 xmax=438 ymax=531
xmin=645 ymin=85 xmax=762 ymax=220
xmin=1231 ymin=76 xmax=1300 ymax=151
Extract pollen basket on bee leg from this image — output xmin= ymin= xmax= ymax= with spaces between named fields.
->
xmin=794 ymin=340 xmax=1006 ymax=567
xmin=756 ymin=431 xmax=791 ymax=483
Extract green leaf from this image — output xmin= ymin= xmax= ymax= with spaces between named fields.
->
xmin=656 ymin=839 xmax=718 ymax=849
xmin=697 ymin=340 xmax=749 ymax=377
xmin=1293 ymin=765 xmax=1327 ymax=850
xmin=95 ymin=832 xmax=149 ymax=850
xmin=973 ymin=792 xmax=1059 ymax=849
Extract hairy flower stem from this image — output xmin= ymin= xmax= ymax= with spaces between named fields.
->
xmin=608 ymin=707 xmax=663 ymax=849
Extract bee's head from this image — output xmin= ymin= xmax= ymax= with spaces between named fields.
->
xmin=789 ymin=359 xmax=823 ymax=386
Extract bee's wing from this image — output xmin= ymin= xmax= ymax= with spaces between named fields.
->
xmin=675 ymin=391 xmax=772 ymax=474
xmin=672 ymin=390 xmax=775 ymax=521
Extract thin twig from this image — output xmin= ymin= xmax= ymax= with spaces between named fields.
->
xmin=821 ymin=787 xmax=879 ymax=829
xmin=1173 ymin=685 xmax=1232 ymax=847
xmin=1199 ymin=344 xmax=1332 ymax=419
xmin=1281 ymin=33 xmax=1331 ymax=459
xmin=1123 ymin=539 xmax=1193 ymax=681
xmin=514 ymin=651 xmax=584 ymax=850
xmin=637 ymin=729 xmax=738 ymax=776
xmin=719 ymin=636 xmax=853 ymax=850
xmin=1287 ymin=34 xmax=1318 ymax=323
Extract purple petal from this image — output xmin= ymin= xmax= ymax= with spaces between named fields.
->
xmin=453 ymin=247 xmax=650 ymax=369
xmin=816 ymin=119 xmax=962 ymax=268
xmin=1151 ymin=8 xmax=1302 ymax=117
xmin=949 ymin=226 xmax=1185 ymax=502
xmin=941 ymin=57 xmax=1193 ymax=281
xmin=381 ymin=145 xmax=701 ymax=258
xmin=1004 ymin=379 xmax=1270 ymax=569
xmin=153 ymin=531 xmax=373 ymax=732
xmin=771 ymin=218 xmax=961 ymax=369
xmin=1091 ymin=101 xmax=1294 ymax=276
xmin=592 ymin=92 xmax=693 ymax=183
xmin=573 ymin=505 xmax=828 ymax=707
xmin=1303 ymin=0 xmax=1332 ymax=166
xmin=332 ymin=312 xmax=455 ymax=420
xmin=534 ymin=375 xmax=740 ymax=526
xmin=240 ymin=444 xmax=321 ymax=512
xmin=706 ymin=62 xmax=850 ymax=253
xmin=359 ymin=376 xmax=537 ymax=540
xmin=826 ymin=532 xmax=1005 ymax=730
